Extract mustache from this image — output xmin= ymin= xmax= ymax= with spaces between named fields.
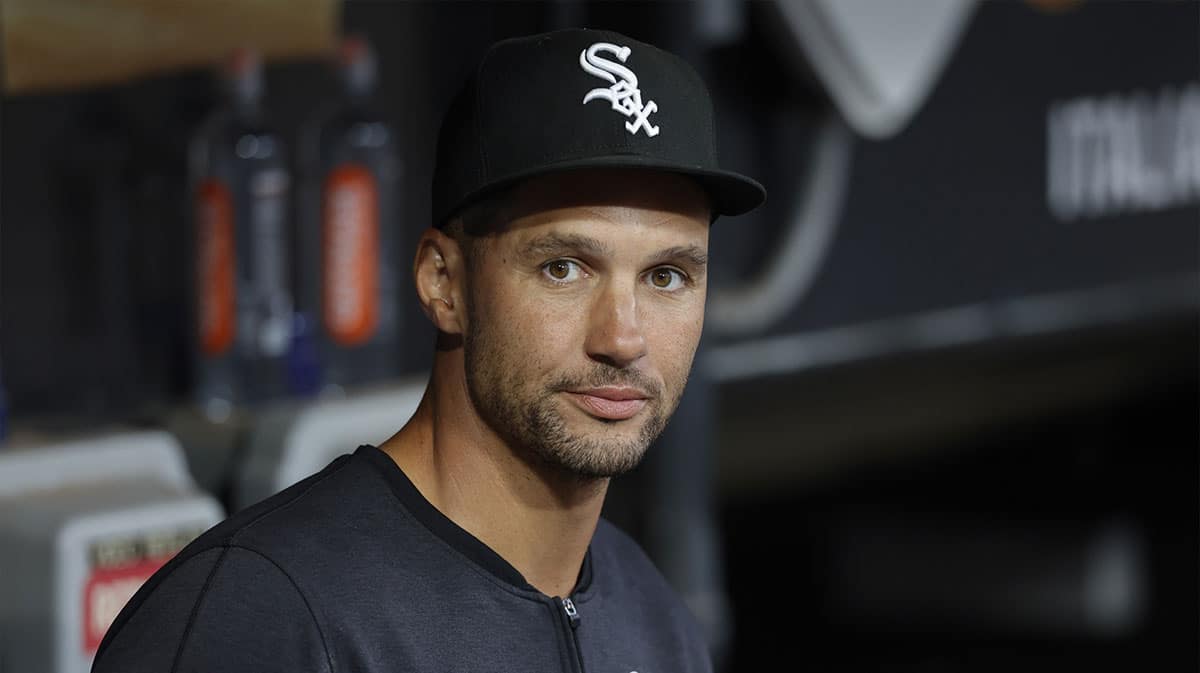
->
xmin=547 ymin=367 xmax=662 ymax=398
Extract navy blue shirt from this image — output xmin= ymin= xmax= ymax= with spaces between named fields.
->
xmin=94 ymin=445 xmax=711 ymax=673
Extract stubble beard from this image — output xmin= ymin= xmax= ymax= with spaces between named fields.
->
xmin=463 ymin=312 xmax=685 ymax=481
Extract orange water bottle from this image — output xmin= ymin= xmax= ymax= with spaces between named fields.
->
xmin=300 ymin=36 xmax=402 ymax=393
xmin=190 ymin=49 xmax=294 ymax=416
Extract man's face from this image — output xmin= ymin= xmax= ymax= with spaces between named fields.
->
xmin=460 ymin=169 xmax=710 ymax=480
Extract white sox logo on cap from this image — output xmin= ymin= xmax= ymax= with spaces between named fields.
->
xmin=579 ymin=42 xmax=660 ymax=137
xmin=433 ymin=29 xmax=765 ymax=225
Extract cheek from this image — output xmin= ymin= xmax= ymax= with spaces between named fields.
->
xmin=521 ymin=295 xmax=587 ymax=366
xmin=644 ymin=295 xmax=706 ymax=381
xmin=476 ymin=285 xmax=586 ymax=379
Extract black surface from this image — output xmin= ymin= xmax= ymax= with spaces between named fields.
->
xmin=720 ymin=317 xmax=1199 ymax=672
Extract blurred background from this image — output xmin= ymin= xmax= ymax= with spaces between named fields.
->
xmin=1 ymin=1 xmax=1197 ymax=672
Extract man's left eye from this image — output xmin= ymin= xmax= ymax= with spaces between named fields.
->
xmin=647 ymin=268 xmax=686 ymax=290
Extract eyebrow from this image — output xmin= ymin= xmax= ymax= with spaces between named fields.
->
xmin=649 ymin=245 xmax=708 ymax=269
xmin=519 ymin=232 xmax=708 ymax=268
xmin=519 ymin=232 xmax=614 ymax=260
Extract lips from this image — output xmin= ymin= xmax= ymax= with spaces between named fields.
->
xmin=564 ymin=387 xmax=649 ymax=421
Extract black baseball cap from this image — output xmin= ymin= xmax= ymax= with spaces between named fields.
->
xmin=432 ymin=28 xmax=766 ymax=226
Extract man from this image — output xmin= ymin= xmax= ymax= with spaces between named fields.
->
xmin=94 ymin=28 xmax=763 ymax=673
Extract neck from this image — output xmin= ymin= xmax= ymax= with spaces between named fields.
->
xmin=379 ymin=347 xmax=608 ymax=598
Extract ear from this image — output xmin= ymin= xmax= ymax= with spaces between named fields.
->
xmin=412 ymin=227 xmax=468 ymax=335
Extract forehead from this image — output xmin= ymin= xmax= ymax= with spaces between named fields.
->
xmin=498 ymin=168 xmax=711 ymax=244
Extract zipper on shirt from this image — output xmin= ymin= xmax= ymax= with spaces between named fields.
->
xmin=562 ymin=597 xmax=580 ymax=629
xmin=558 ymin=596 xmax=585 ymax=672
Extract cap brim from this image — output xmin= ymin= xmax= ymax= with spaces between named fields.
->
xmin=443 ymin=154 xmax=766 ymax=224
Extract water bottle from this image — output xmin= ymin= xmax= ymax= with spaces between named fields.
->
xmin=190 ymin=48 xmax=294 ymax=416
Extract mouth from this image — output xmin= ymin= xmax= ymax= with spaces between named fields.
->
xmin=563 ymin=387 xmax=650 ymax=421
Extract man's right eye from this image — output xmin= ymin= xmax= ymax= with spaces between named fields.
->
xmin=543 ymin=259 xmax=583 ymax=283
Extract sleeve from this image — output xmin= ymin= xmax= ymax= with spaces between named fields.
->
xmin=92 ymin=545 xmax=333 ymax=673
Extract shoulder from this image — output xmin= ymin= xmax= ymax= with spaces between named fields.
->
xmin=95 ymin=451 xmax=389 ymax=671
xmin=93 ymin=544 xmax=332 ymax=672
xmin=169 ymin=447 xmax=401 ymax=566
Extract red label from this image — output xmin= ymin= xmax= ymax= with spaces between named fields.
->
xmin=322 ymin=164 xmax=380 ymax=346
xmin=196 ymin=179 xmax=236 ymax=355
xmin=82 ymin=556 xmax=170 ymax=653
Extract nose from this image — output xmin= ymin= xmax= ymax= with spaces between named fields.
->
xmin=584 ymin=278 xmax=647 ymax=368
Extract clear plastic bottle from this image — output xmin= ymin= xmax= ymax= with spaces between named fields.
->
xmin=190 ymin=49 xmax=294 ymax=416
xmin=299 ymin=36 xmax=402 ymax=394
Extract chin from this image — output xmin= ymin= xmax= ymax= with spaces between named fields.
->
xmin=514 ymin=394 xmax=665 ymax=479
xmin=536 ymin=424 xmax=653 ymax=479
xmin=549 ymin=447 xmax=649 ymax=481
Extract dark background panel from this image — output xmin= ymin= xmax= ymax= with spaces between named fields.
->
xmin=773 ymin=0 xmax=1199 ymax=336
